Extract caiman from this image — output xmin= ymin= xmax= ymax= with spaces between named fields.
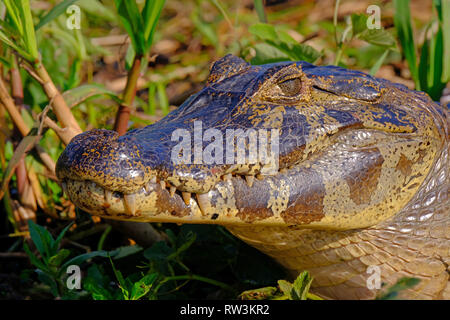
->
xmin=56 ymin=55 xmax=449 ymax=299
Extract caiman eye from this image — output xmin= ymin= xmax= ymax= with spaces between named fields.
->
xmin=278 ymin=78 xmax=302 ymax=96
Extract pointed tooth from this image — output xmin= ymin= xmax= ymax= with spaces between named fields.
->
xmin=245 ymin=175 xmax=254 ymax=187
xmin=123 ymin=194 xmax=136 ymax=216
xmin=170 ymin=186 xmax=176 ymax=197
xmin=160 ymin=181 xmax=166 ymax=190
xmin=61 ymin=181 xmax=67 ymax=195
xmin=149 ymin=176 xmax=157 ymax=184
xmin=182 ymin=192 xmax=191 ymax=205
xmin=104 ymin=189 xmax=113 ymax=203
xmin=222 ymin=173 xmax=232 ymax=181
xmin=144 ymin=183 xmax=152 ymax=193
xmin=196 ymin=193 xmax=209 ymax=215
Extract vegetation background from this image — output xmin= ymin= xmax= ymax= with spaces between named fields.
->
xmin=0 ymin=0 xmax=448 ymax=300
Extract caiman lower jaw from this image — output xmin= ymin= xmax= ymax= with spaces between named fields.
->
xmin=60 ymin=169 xmax=296 ymax=226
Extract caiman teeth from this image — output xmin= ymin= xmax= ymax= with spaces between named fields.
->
xmin=149 ymin=176 xmax=157 ymax=184
xmin=170 ymin=186 xmax=176 ymax=197
xmin=196 ymin=193 xmax=209 ymax=215
xmin=61 ymin=181 xmax=67 ymax=195
xmin=123 ymin=194 xmax=136 ymax=216
xmin=182 ymin=192 xmax=191 ymax=205
xmin=222 ymin=173 xmax=232 ymax=181
xmin=104 ymin=189 xmax=113 ymax=203
xmin=160 ymin=181 xmax=166 ymax=190
xmin=245 ymin=175 xmax=254 ymax=187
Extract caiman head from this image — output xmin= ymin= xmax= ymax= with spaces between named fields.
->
xmin=56 ymin=54 xmax=446 ymax=230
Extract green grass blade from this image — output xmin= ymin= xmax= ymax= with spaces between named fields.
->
xmin=114 ymin=0 xmax=144 ymax=54
xmin=369 ymin=49 xmax=390 ymax=76
xmin=394 ymin=0 xmax=420 ymax=89
xmin=142 ymin=0 xmax=166 ymax=51
xmin=35 ymin=0 xmax=78 ymax=30
xmin=253 ymin=0 xmax=267 ymax=23
xmin=2 ymin=0 xmax=23 ymax=35
xmin=18 ymin=0 xmax=39 ymax=60
xmin=436 ymin=0 xmax=450 ymax=82
xmin=418 ymin=33 xmax=430 ymax=93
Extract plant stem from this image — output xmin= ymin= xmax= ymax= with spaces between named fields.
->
xmin=34 ymin=63 xmax=82 ymax=142
xmin=114 ymin=54 xmax=143 ymax=136
xmin=154 ymin=274 xmax=234 ymax=295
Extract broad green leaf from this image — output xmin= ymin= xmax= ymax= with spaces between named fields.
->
xmin=277 ymin=279 xmax=293 ymax=297
xmin=351 ymin=13 xmax=367 ymax=35
xmin=35 ymin=0 xmax=78 ymax=30
xmin=251 ymin=43 xmax=289 ymax=65
xmin=358 ymin=29 xmax=396 ymax=47
xmin=48 ymin=249 xmax=71 ymax=268
xmin=249 ymin=23 xmax=279 ymax=42
xmin=291 ymin=271 xmax=314 ymax=300
xmin=28 ymin=219 xmax=55 ymax=260
xmin=130 ymin=273 xmax=158 ymax=300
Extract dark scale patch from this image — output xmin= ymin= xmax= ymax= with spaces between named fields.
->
xmin=232 ymin=178 xmax=274 ymax=223
xmin=281 ymin=167 xmax=326 ymax=224
xmin=154 ymin=185 xmax=190 ymax=218
xmin=396 ymin=153 xmax=413 ymax=176
xmin=344 ymin=148 xmax=384 ymax=205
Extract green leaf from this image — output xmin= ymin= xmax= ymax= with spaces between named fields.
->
xmin=109 ymin=245 xmax=143 ymax=260
xmin=251 ymin=43 xmax=290 ymax=65
xmin=130 ymin=273 xmax=158 ymax=300
xmin=142 ymin=0 xmax=166 ymax=51
xmin=358 ymin=29 xmax=396 ymax=47
xmin=35 ymin=0 xmax=78 ymax=30
xmin=109 ymin=257 xmax=129 ymax=299
xmin=114 ymin=0 xmax=145 ymax=54
xmin=351 ymin=13 xmax=367 ymax=35
xmin=23 ymin=243 xmax=50 ymax=273
xmin=291 ymin=271 xmax=314 ymax=300
xmin=52 ymin=222 xmax=74 ymax=254
xmin=62 ymin=84 xmax=120 ymax=109
xmin=61 ymin=251 xmax=109 ymax=272
xmin=249 ymin=23 xmax=279 ymax=42
xmin=48 ymin=249 xmax=71 ymax=268
xmin=18 ymin=0 xmax=39 ymax=60
xmin=277 ymin=279 xmax=293 ymax=297
xmin=143 ymin=241 xmax=174 ymax=262
xmin=28 ymin=220 xmax=55 ymax=260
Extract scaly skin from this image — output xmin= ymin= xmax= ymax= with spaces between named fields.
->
xmin=56 ymin=55 xmax=449 ymax=299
